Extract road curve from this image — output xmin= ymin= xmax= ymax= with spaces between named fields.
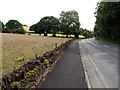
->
xmin=79 ymin=38 xmax=118 ymax=88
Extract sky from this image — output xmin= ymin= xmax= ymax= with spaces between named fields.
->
xmin=0 ymin=0 xmax=99 ymax=30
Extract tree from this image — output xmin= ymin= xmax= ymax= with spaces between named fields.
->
xmin=5 ymin=20 xmax=25 ymax=34
xmin=59 ymin=10 xmax=80 ymax=38
xmin=81 ymin=28 xmax=93 ymax=38
xmin=49 ymin=17 xmax=60 ymax=37
xmin=0 ymin=21 xmax=4 ymax=32
xmin=29 ymin=24 xmax=36 ymax=31
xmin=38 ymin=16 xmax=60 ymax=36
xmin=94 ymin=1 xmax=120 ymax=42
xmin=31 ymin=16 xmax=60 ymax=36
xmin=1 ymin=21 xmax=11 ymax=33
xmin=29 ymin=24 xmax=43 ymax=35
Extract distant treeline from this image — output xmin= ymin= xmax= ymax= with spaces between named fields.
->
xmin=0 ymin=10 xmax=93 ymax=38
xmin=0 ymin=20 xmax=25 ymax=34
xmin=29 ymin=10 xmax=81 ymax=38
xmin=94 ymin=1 xmax=120 ymax=43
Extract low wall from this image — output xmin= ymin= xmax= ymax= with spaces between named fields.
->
xmin=1 ymin=38 xmax=75 ymax=89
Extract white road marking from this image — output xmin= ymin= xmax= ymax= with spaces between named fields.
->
xmin=87 ymin=55 xmax=107 ymax=88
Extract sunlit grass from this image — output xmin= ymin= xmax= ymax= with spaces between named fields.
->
xmin=25 ymin=33 xmax=85 ymax=38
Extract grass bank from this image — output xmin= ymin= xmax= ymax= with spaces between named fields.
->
xmin=96 ymin=37 xmax=120 ymax=44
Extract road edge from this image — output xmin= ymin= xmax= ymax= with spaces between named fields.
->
xmin=78 ymin=40 xmax=92 ymax=88
xmin=81 ymin=56 xmax=92 ymax=88
xmin=78 ymin=39 xmax=106 ymax=88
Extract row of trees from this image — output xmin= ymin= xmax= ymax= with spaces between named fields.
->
xmin=81 ymin=28 xmax=94 ymax=38
xmin=1 ymin=20 xmax=25 ymax=34
xmin=30 ymin=10 xmax=81 ymax=38
xmin=94 ymin=1 xmax=120 ymax=42
xmin=1 ymin=10 xmax=94 ymax=38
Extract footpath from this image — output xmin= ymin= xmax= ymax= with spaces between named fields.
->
xmin=37 ymin=40 xmax=87 ymax=88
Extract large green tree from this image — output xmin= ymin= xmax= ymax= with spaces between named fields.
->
xmin=5 ymin=20 xmax=25 ymax=34
xmin=29 ymin=24 xmax=42 ymax=34
xmin=30 ymin=16 xmax=60 ymax=36
xmin=39 ymin=16 xmax=60 ymax=36
xmin=59 ymin=10 xmax=80 ymax=38
xmin=94 ymin=1 xmax=120 ymax=42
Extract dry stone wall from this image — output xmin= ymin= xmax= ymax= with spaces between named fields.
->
xmin=1 ymin=39 xmax=75 ymax=89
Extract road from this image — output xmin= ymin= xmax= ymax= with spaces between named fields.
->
xmin=79 ymin=38 xmax=118 ymax=88
xmin=38 ymin=40 xmax=87 ymax=88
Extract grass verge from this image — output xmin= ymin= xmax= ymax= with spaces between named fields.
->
xmin=96 ymin=37 xmax=120 ymax=44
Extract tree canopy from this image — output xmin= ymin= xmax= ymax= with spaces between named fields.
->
xmin=94 ymin=1 xmax=120 ymax=43
xmin=30 ymin=10 xmax=81 ymax=38
xmin=30 ymin=16 xmax=60 ymax=36
xmin=3 ymin=20 xmax=25 ymax=34
xmin=59 ymin=10 xmax=80 ymax=38
xmin=0 ymin=21 xmax=4 ymax=32
xmin=81 ymin=28 xmax=94 ymax=38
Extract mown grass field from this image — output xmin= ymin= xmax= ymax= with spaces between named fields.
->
xmin=2 ymin=33 xmax=70 ymax=75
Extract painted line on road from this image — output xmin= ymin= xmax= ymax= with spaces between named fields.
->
xmin=87 ymin=55 xmax=107 ymax=88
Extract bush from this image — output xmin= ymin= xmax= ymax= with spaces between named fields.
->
xmin=44 ymin=59 xmax=50 ymax=68
xmin=11 ymin=82 xmax=21 ymax=88
xmin=2 ymin=28 xmax=11 ymax=33
xmin=16 ymin=28 xmax=25 ymax=34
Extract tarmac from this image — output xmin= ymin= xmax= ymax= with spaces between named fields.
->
xmin=37 ymin=40 xmax=87 ymax=88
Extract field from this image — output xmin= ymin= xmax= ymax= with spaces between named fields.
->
xmin=25 ymin=33 xmax=85 ymax=38
xmin=2 ymin=33 xmax=70 ymax=75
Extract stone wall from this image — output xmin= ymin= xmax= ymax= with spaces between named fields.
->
xmin=1 ymin=38 xmax=75 ymax=89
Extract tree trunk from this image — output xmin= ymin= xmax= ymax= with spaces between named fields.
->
xmin=74 ymin=34 xmax=79 ymax=38
xmin=52 ymin=33 xmax=56 ymax=37
xmin=66 ymin=34 xmax=68 ymax=38
xmin=44 ymin=33 xmax=47 ymax=36
xmin=66 ymin=25 xmax=69 ymax=38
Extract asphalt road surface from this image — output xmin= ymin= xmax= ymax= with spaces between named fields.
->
xmin=38 ymin=40 xmax=87 ymax=88
xmin=79 ymin=38 xmax=118 ymax=88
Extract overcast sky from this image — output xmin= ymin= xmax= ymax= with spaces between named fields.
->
xmin=0 ymin=0 xmax=99 ymax=30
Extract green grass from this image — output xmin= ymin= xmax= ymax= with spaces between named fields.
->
xmin=96 ymin=37 xmax=120 ymax=44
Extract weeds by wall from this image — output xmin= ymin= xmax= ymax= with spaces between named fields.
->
xmin=1 ymin=39 xmax=75 ymax=89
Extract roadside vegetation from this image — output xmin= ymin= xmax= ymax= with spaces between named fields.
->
xmin=94 ymin=1 xmax=120 ymax=44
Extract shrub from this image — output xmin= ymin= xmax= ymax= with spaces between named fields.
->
xmin=44 ymin=59 xmax=50 ymax=67
xmin=11 ymin=81 xmax=21 ymax=88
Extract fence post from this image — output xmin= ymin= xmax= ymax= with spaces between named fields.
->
xmin=55 ymin=42 xmax=57 ymax=48
xmin=35 ymin=54 xmax=37 ymax=59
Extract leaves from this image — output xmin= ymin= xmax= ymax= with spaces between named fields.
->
xmin=30 ymin=16 xmax=60 ymax=36
xmin=3 ymin=19 xmax=25 ymax=34
xmin=30 ymin=10 xmax=81 ymax=38
xmin=94 ymin=1 xmax=120 ymax=41
xmin=59 ymin=10 xmax=80 ymax=38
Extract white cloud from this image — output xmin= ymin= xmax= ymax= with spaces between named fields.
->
xmin=0 ymin=0 xmax=99 ymax=30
